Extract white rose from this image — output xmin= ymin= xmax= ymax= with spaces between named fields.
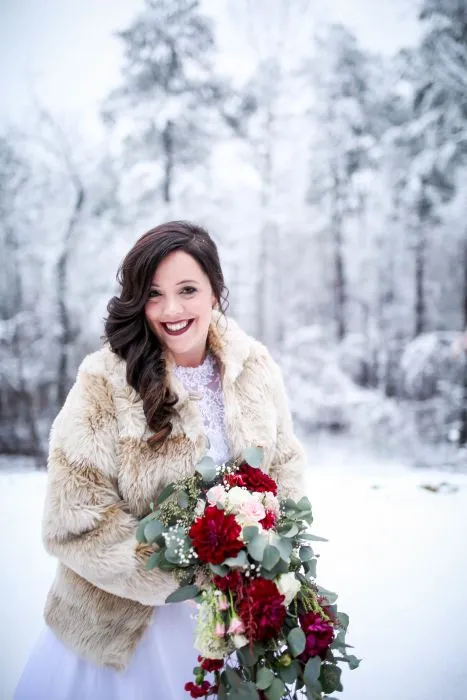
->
xmin=276 ymin=573 xmax=301 ymax=607
xmin=232 ymin=634 xmax=249 ymax=649
xmin=225 ymin=486 xmax=250 ymax=511
xmin=194 ymin=499 xmax=206 ymax=517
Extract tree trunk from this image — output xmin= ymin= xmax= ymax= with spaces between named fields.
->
xmin=331 ymin=170 xmax=346 ymax=341
xmin=162 ymin=120 xmax=174 ymax=204
xmin=414 ymin=228 xmax=425 ymax=337
xmin=459 ymin=236 xmax=467 ymax=446
xmin=56 ymin=186 xmax=85 ymax=407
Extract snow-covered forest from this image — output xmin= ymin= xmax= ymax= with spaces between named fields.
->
xmin=1 ymin=0 xmax=467 ymax=468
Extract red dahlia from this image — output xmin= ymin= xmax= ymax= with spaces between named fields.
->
xmin=238 ymin=578 xmax=286 ymax=641
xmin=189 ymin=506 xmax=244 ymax=565
xmin=237 ymin=463 xmax=278 ymax=495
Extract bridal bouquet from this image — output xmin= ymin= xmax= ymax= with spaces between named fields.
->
xmin=137 ymin=447 xmax=360 ymax=699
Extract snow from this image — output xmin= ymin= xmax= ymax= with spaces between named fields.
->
xmin=1 ymin=441 xmax=467 ymax=700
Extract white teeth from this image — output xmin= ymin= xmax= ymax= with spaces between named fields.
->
xmin=165 ymin=320 xmax=190 ymax=331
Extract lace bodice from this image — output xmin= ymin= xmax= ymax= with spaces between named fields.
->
xmin=171 ymin=354 xmax=231 ymax=465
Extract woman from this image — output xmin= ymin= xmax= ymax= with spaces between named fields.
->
xmin=14 ymin=221 xmax=306 ymax=699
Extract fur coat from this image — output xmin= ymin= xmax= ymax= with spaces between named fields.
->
xmin=42 ymin=311 xmax=307 ymax=670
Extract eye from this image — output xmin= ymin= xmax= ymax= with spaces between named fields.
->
xmin=181 ymin=286 xmax=197 ymax=295
xmin=148 ymin=289 xmax=161 ymax=298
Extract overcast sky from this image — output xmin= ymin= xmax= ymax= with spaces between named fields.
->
xmin=0 ymin=0 xmax=421 ymax=135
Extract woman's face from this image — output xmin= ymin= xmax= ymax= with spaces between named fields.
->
xmin=144 ymin=250 xmax=217 ymax=367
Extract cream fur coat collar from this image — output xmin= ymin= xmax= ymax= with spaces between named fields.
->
xmin=42 ymin=312 xmax=306 ymax=670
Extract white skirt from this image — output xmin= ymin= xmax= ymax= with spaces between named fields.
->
xmin=13 ymin=603 xmax=200 ymax=700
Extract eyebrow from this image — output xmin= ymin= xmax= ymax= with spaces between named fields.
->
xmin=151 ymin=279 xmax=199 ymax=287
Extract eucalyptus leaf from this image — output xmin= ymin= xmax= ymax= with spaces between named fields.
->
xmin=275 ymin=537 xmax=293 ymax=562
xmin=256 ymin=666 xmax=274 ymax=690
xmin=146 ymin=550 xmax=163 ymax=570
xmin=225 ymin=667 xmax=243 ymax=689
xmin=144 ymin=519 xmax=164 ymax=543
xmin=304 ymin=558 xmax=317 ymax=578
xmin=297 ymin=496 xmax=312 ymax=510
xmin=300 ymin=533 xmax=328 ymax=542
xmin=317 ymin=586 xmax=338 ymax=605
xmin=337 ymin=612 xmax=349 ymax=631
xmin=156 ymin=483 xmax=175 ymax=506
xmin=177 ymin=490 xmax=189 ymax=509
xmin=278 ymin=660 xmax=299 ymax=684
xmin=248 ymin=533 xmax=267 ymax=561
xmin=264 ymin=677 xmax=286 ymax=700
xmin=281 ymin=523 xmax=299 ymax=538
xmin=299 ymin=546 xmax=314 ymax=561
xmin=209 ymin=563 xmax=229 ymax=576
xmin=287 ymin=627 xmax=306 ymax=657
xmin=346 ymin=655 xmax=361 ymax=670
xmin=158 ymin=554 xmax=175 ymax=571
xmin=242 ymin=526 xmax=259 ymax=542
xmin=262 ymin=545 xmax=280 ymax=571
xmin=165 ymin=584 xmax=200 ymax=604
xmin=223 ymin=550 xmax=248 ymax=568
xmin=283 ymin=498 xmax=298 ymax=511
xmin=195 ymin=456 xmax=217 ymax=483
xmin=237 ymin=644 xmax=259 ymax=667
xmin=303 ymin=657 xmax=321 ymax=685
xmin=242 ymin=446 xmax=265 ymax=467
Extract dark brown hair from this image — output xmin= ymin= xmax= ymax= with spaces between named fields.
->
xmin=105 ymin=221 xmax=228 ymax=447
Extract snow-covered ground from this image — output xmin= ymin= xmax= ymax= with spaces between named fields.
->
xmin=1 ymin=440 xmax=467 ymax=700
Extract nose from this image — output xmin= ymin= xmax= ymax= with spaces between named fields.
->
xmin=162 ymin=295 xmax=184 ymax=318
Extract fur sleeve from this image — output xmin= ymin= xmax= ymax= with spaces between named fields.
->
xmin=41 ymin=356 xmax=179 ymax=607
xmin=267 ymin=353 xmax=307 ymax=501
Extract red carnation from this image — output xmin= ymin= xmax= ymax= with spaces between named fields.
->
xmin=238 ymin=463 xmax=278 ymax=495
xmin=197 ymin=656 xmax=224 ymax=673
xmin=299 ymin=611 xmax=335 ymax=661
xmin=238 ymin=578 xmax=286 ymax=642
xmin=189 ymin=506 xmax=244 ymax=565
xmin=259 ymin=510 xmax=277 ymax=530
xmin=184 ymin=680 xmax=215 ymax=698
xmin=223 ymin=473 xmax=246 ymax=488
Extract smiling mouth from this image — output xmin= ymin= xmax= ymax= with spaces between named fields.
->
xmin=161 ymin=319 xmax=195 ymax=336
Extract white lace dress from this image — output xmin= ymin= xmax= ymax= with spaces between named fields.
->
xmin=14 ymin=353 xmax=231 ymax=700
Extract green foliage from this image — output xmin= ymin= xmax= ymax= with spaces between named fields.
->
xmin=256 ymin=666 xmax=274 ymax=689
xmin=165 ymin=584 xmax=200 ymax=603
xmin=319 ymin=664 xmax=343 ymax=694
xmin=195 ymin=455 xmax=217 ymax=483
xmin=287 ymin=627 xmax=306 ymax=657
xmin=242 ymin=446 xmax=265 ymax=467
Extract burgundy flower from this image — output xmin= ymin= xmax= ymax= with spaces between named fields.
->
xmin=238 ymin=578 xmax=286 ymax=642
xmin=212 ymin=570 xmax=245 ymax=598
xmin=197 ymin=656 xmax=224 ymax=673
xmin=189 ymin=506 xmax=244 ymax=565
xmin=299 ymin=611 xmax=335 ymax=661
xmin=259 ymin=510 xmax=277 ymax=530
xmin=237 ymin=463 xmax=278 ymax=495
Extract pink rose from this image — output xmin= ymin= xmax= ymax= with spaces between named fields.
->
xmin=216 ymin=594 xmax=229 ymax=611
xmin=206 ymin=485 xmax=227 ymax=507
xmin=237 ymin=499 xmax=266 ymax=524
xmin=215 ymin=622 xmax=226 ymax=637
xmin=228 ymin=617 xmax=246 ymax=635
